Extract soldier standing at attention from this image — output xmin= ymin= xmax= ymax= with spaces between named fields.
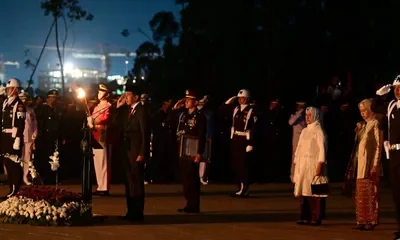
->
xmin=224 ymin=89 xmax=257 ymax=197
xmin=376 ymin=77 xmax=400 ymax=240
xmin=173 ymin=90 xmax=206 ymax=213
xmin=19 ymin=92 xmax=38 ymax=186
xmin=35 ymin=89 xmax=63 ymax=184
xmin=87 ymin=84 xmax=112 ymax=196
xmin=1 ymin=78 xmax=26 ymax=198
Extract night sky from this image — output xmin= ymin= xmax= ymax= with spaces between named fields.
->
xmin=0 ymin=0 xmax=179 ymax=87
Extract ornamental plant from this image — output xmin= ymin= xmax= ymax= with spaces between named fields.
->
xmin=0 ymin=186 xmax=91 ymax=226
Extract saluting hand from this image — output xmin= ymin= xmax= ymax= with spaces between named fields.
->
xmin=116 ymin=93 xmax=127 ymax=108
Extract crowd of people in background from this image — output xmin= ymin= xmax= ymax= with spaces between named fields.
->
xmin=2 ymin=73 xmax=400 ymax=238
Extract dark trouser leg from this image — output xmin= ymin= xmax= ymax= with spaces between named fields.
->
xmin=300 ymin=197 xmax=310 ymax=221
xmin=4 ymin=159 xmax=22 ymax=195
xmin=300 ymin=197 xmax=322 ymax=222
xmin=124 ymin=155 xmax=145 ymax=217
xmin=180 ymin=157 xmax=200 ymax=210
xmin=231 ymin=137 xmax=248 ymax=191
xmin=389 ymin=151 xmax=400 ymax=231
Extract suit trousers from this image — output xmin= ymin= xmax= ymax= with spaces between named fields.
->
xmin=124 ymin=152 xmax=145 ymax=217
xmin=179 ymin=157 xmax=200 ymax=210
xmin=389 ymin=150 xmax=400 ymax=231
xmin=93 ymin=146 xmax=110 ymax=191
xmin=22 ymin=142 xmax=33 ymax=182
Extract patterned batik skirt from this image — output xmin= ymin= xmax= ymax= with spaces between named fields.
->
xmin=355 ymin=177 xmax=380 ymax=226
xmin=299 ymin=197 xmax=325 ymax=222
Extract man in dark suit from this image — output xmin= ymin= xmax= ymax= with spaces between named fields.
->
xmin=115 ymin=85 xmax=150 ymax=221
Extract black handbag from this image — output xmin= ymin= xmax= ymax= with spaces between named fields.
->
xmin=311 ymin=176 xmax=329 ymax=195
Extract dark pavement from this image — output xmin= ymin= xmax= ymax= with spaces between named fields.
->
xmin=0 ymin=183 xmax=397 ymax=240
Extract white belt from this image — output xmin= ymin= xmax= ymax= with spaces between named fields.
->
xmin=234 ymin=131 xmax=247 ymax=136
xmin=2 ymin=128 xmax=13 ymax=134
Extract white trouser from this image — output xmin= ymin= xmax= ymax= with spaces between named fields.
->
xmin=93 ymin=147 xmax=110 ymax=191
xmin=199 ymin=161 xmax=207 ymax=178
xmin=22 ymin=142 xmax=33 ymax=181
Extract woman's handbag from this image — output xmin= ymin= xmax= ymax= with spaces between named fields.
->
xmin=311 ymin=176 xmax=329 ymax=195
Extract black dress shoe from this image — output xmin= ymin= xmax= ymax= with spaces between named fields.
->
xmin=177 ymin=207 xmax=200 ymax=213
xmin=393 ymin=232 xmax=400 ymax=240
xmin=92 ymin=191 xmax=110 ymax=196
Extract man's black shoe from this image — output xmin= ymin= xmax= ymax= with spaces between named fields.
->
xmin=177 ymin=207 xmax=200 ymax=213
xmin=92 ymin=191 xmax=110 ymax=196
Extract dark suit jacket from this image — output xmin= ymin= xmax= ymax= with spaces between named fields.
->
xmin=115 ymin=103 xmax=150 ymax=161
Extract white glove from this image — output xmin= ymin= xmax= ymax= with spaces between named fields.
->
xmin=246 ymin=145 xmax=253 ymax=152
xmin=384 ymin=141 xmax=390 ymax=159
xmin=376 ymin=84 xmax=392 ymax=96
xmin=13 ymin=137 xmax=20 ymax=150
xmin=225 ymin=96 xmax=237 ymax=104
xmin=87 ymin=116 xmax=94 ymax=128
xmin=0 ymin=87 xmax=5 ymax=95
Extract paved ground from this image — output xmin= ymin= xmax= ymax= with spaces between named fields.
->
xmin=0 ymin=183 xmax=397 ymax=240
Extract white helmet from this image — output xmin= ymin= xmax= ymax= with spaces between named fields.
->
xmin=237 ymin=89 xmax=250 ymax=98
xmin=6 ymin=78 xmax=21 ymax=88
xmin=393 ymin=75 xmax=400 ymax=86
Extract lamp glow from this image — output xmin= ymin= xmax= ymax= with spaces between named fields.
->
xmin=64 ymin=63 xmax=73 ymax=73
xmin=76 ymin=88 xmax=86 ymax=99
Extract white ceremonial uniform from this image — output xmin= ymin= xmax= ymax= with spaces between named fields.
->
xmin=90 ymin=101 xmax=111 ymax=192
xmin=22 ymin=106 xmax=38 ymax=184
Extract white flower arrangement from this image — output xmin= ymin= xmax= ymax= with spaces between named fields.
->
xmin=0 ymin=196 xmax=91 ymax=226
xmin=28 ymin=161 xmax=39 ymax=180
xmin=49 ymin=151 xmax=60 ymax=172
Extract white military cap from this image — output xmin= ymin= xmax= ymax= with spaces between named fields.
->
xmin=393 ymin=75 xmax=400 ymax=86
xmin=237 ymin=89 xmax=250 ymax=98
xmin=6 ymin=78 xmax=21 ymax=88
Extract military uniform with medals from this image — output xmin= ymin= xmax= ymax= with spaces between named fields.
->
xmin=175 ymin=90 xmax=206 ymax=213
xmin=0 ymin=78 xmax=26 ymax=198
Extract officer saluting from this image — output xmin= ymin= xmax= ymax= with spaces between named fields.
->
xmin=225 ymin=89 xmax=257 ymax=197
xmin=376 ymin=77 xmax=400 ymax=240
xmin=173 ymin=90 xmax=206 ymax=213
xmin=1 ymin=78 xmax=26 ymax=198
xmin=87 ymin=84 xmax=112 ymax=196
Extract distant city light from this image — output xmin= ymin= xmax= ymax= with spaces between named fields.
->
xmin=141 ymin=76 xmax=144 ymax=80
xmin=125 ymin=60 xmax=129 ymax=64
xmin=133 ymin=80 xmax=136 ymax=83
xmin=64 ymin=62 xmax=73 ymax=73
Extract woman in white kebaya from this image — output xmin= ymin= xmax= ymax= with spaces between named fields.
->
xmin=293 ymin=107 xmax=328 ymax=225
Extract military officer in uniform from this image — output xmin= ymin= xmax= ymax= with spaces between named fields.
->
xmin=173 ymin=90 xmax=206 ymax=213
xmin=19 ymin=92 xmax=38 ymax=186
xmin=35 ymin=89 xmax=63 ymax=184
xmin=1 ymin=78 xmax=26 ymax=198
xmin=225 ymin=89 xmax=257 ymax=197
xmin=115 ymin=85 xmax=150 ymax=221
xmin=376 ymin=77 xmax=400 ymax=240
xmin=87 ymin=84 xmax=112 ymax=196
